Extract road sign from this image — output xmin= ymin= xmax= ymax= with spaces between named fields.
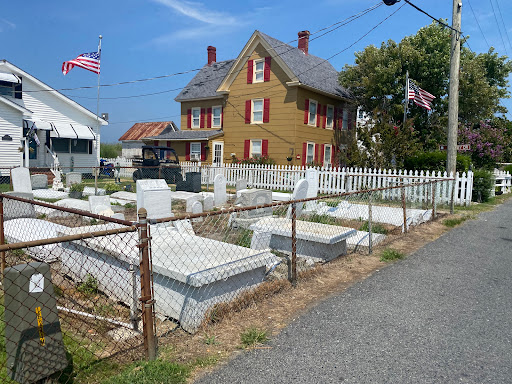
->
xmin=439 ymin=144 xmax=470 ymax=151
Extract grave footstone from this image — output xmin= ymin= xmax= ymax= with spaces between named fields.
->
xmin=203 ymin=195 xmax=213 ymax=211
xmin=31 ymin=174 xmax=48 ymax=190
xmin=214 ymin=174 xmax=227 ymax=206
xmin=66 ymin=172 xmax=82 ymax=187
xmin=136 ymin=179 xmax=173 ymax=221
xmin=236 ymin=179 xmax=248 ymax=192
xmin=286 ymin=179 xmax=308 ymax=219
xmin=185 ymin=196 xmax=202 ymax=212
xmin=191 ymin=201 xmax=203 ymax=222
xmin=11 ymin=167 xmax=32 ymax=193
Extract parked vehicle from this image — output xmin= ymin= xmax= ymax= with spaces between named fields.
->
xmin=99 ymin=158 xmax=114 ymax=178
xmin=132 ymin=146 xmax=183 ymax=184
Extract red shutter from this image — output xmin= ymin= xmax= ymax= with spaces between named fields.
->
xmin=316 ymin=103 xmax=321 ymax=127
xmin=323 ymin=105 xmax=327 ymax=128
xmin=244 ymin=140 xmax=250 ymax=158
xmin=262 ymin=139 xmax=269 ymax=156
xmin=187 ymin=109 xmax=191 ymax=129
xmin=320 ymin=144 xmax=325 ymax=166
xmin=201 ymin=142 xmax=207 ymax=161
xmin=263 ymin=98 xmax=270 ymax=123
xmin=166 ymin=141 xmax=171 ymax=148
xmin=264 ymin=57 xmax=271 ymax=82
xmin=314 ymin=144 xmax=319 ymax=164
xmin=245 ymin=100 xmax=251 ymax=124
xmin=247 ymin=60 xmax=254 ymax=84
xmin=304 ymin=99 xmax=309 ymax=124
xmin=207 ymin=108 xmax=212 ymax=128
xmin=334 ymin=108 xmax=338 ymax=130
xmin=185 ymin=142 xmax=190 ymax=161
xmin=200 ymin=108 xmax=205 ymax=128
xmin=302 ymin=142 xmax=307 ymax=166
xmin=221 ymin=107 xmax=224 ymax=127
xmin=154 ymin=140 xmax=158 ymax=146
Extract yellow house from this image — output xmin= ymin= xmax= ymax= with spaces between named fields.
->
xmin=147 ymin=30 xmax=357 ymax=166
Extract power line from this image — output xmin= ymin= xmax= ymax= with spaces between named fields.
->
xmin=489 ymin=0 xmax=508 ymax=55
xmin=494 ymin=0 xmax=512 ymax=53
xmin=466 ymin=0 xmax=490 ymax=49
xmin=403 ymin=0 xmax=461 ymax=34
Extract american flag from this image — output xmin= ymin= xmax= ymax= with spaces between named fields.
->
xmin=408 ymin=79 xmax=435 ymax=111
xmin=62 ymin=51 xmax=100 ymax=75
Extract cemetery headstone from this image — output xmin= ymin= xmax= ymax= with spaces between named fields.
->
xmin=203 ymin=195 xmax=214 ymax=211
xmin=11 ymin=167 xmax=32 ymax=193
xmin=136 ymin=179 xmax=173 ymax=220
xmin=305 ymin=168 xmax=319 ymax=210
xmin=286 ymin=179 xmax=308 ymax=219
xmin=236 ymin=178 xmax=248 ymax=192
xmin=174 ymin=219 xmax=195 ymax=236
xmin=3 ymin=192 xmax=36 ymax=221
xmin=214 ymin=174 xmax=227 ymax=206
xmin=185 ymin=196 xmax=202 ymax=212
xmin=191 ymin=200 xmax=203 ymax=222
xmin=89 ymin=196 xmax=112 ymax=215
xmin=66 ymin=172 xmax=82 ymax=187
xmin=30 ymin=174 xmax=48 ymax=190
xmin=237 ymin=189 xmax=272 ymax=219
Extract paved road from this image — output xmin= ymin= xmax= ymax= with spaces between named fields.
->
xmin=195 ymin=200 xmax=512 ymax=383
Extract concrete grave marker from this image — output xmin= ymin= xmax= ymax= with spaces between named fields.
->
xmin=66 ymin=172 xmax=82 ymax=187
xmin=286 ymin=179 xmax=308 ymax=219
xmin=305 ymin=168 xmax=319 ymax=210
xmin=136 ymin=179 xmax=173 ymax=220
xmin=31 ymin=174 xmax=48 ymax=190
xmin=174 ymin=219 xmax=195 ymax=236
xmin=3 ymin=192 xmax=36 ymax=221
xmin=203 ymin=195 xmax=213 ymax=211
xmin=191 ymin=200 xmax=203 ymax=222
xmin=214 ymin=174 xmax=227 ymax=206
xmin=237 ymin=189 xmax=272 ymax=219
xmin=236 ymin=179 xmax=248 ymax=192
xmin=11 ymin=167 xmax=32 ymax=193
xmin=89 ymin=196 xmax=112 ymax=215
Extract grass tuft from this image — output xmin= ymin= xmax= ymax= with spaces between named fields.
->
xmin=240 ymin=327 xmax=268 ymax=348
xmin=380 ymin=248 xmax=404 ymax=262
xmin=101 ymin=359 xmax=190 ymax=384
xmin=443 ymin=216 xmax=469 ymax=227
xmin=359 ymin=221 xmax=388 ymax=234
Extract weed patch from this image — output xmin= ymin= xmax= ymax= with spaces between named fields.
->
xmin=443 ymin=216 xmax=469 ymax=227
xmin=240 ymin=327 xmax=268 ymax=348
xmin=380 ymin=249 xmax=404 ymax=262
xmin=77 ymin=274 xmax=99 ymax=295
xmin=101 ymin=360 xmax=190 ymax=384
xmin=360 ymin=221 xmax=388 ymax=234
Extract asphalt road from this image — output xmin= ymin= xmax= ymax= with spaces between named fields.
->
xmin=195 ymin=199 xmax=512 ymax=383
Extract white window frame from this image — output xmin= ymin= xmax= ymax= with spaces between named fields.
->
xmin=212 ymin=106 xmax=222 ymax=128
xmin=252 ymin=99 xmax=264 ymax=124
xmin=308 ymin=99 xmax=318 ymax=126
xmin=306 ymin=142 xmax=315 ymax=164
xmin=250 ymin=139 xmax=262 ymax=157
xmin=342 ymin=108 xmax=348 ymax=130
xmin=191 ymin=107 xmax=201 ymax=129
xmin=253 ymin=59 xmax=265 ymax=83
xmin=190 ymin=142 xmax=201 ymax=160
xmin=324 ymin=144 xmax=332 ymax=166
xmin=326 ymin=105 xmax=334 ymax=129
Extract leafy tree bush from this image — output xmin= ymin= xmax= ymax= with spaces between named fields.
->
xmin=404 ymin=151 xmax=470 ymax=173
xmin=472 ymin=169 xmax=494 ymax=202
xmin=459 ymin=120 xmax=507 ymax=169
xmin=100 ymin=142 xmax=122 ymax=158
xmin=231 ymin=154 xmax=276 ymax=165
xmin=504 ymin=164 xmax=512 ymax=173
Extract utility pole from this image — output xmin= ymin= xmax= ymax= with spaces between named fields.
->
xmin=446 ymin=1 xmax=462 ymax=177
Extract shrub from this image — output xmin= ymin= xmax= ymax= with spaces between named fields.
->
xmin=504 ymin=164 xmax=512 ymax=173
xmin=404 ymin=151 xmax=471 ymax=173
xmin=69 ymin=183 xmax=85 ymax=192
xmin=380 ymin=249 xmax=404 ymax=262
xmin=77 ymin=274 xmax=99 ymax=295
xmin=105 ymin=182 xmax=122 ymax=194
xmin=360 ymin=221 xmax=388 ymax=234
xmin=232 ymin=154 xmax=276 ymax=165
xmin=472 ymin=169 xmax=494 ymax=202
xmin=100 ymin=142 xmax=122 ymax=158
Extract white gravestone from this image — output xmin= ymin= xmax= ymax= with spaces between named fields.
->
xmin=286 ymin=179 xmax=309 ymax=219
xmin=191 ymin=200 xmax=203 ymax=223
xmin=305 ymin=168 xmax=319 ymax=210
xmin=31 ymin=174 xmax=48 ymax=190
xmin=66 ymin=172 xmax=82 ymax=187
xmin=136 ymin=179 xmax=173 ymax=221
xmin=186 ymin=196 xmax=202 ymax=212
xmin=89 ymin=196 xmax=114 ymax=216
xmin=11 ymin=167 xmax=32 ymax=193
xmin=237 ymin=189 xmax=272 ymax=219
xmin=236 ymin=179 xmax=248 ymax=192
xmin=203 ymin=195 xmax=214 ymax=211
xmin=174 ymin=219 xmax=195 ymax=236
xmin=214 ymin=174 xmax=227 ymax=206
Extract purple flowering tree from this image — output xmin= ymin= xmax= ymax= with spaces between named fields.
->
xmin=458 ymin=120 xmax=506 ymax=169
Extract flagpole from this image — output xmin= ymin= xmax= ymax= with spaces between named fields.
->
xmin=96 ymin=35 xmax=102 ymax=168
xmin=403 ymin=70 xmax=409 ymax=127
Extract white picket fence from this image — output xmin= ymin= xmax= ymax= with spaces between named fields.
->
xmin=104 ymin=158 xmax=473 ymax=206
xmin=493 ymin=169 xmax=512 ymax=195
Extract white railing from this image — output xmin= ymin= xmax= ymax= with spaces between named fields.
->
xmin=493 ymin=169 xmax=512 ymax=195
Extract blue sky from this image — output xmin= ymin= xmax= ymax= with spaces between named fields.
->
xmin=2 ymin=0 xmax=511 ymax=142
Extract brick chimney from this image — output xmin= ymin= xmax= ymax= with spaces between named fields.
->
xmin=207 ymin=46 xmax=216 ymax=65
xmin=298 ymin=30 xmax=310 ymax=55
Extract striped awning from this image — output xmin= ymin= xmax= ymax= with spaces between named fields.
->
xmin=50 ymin=123 xmax=95 ymax=139
xmin=23 ymin=119 xmax=53 ymax=130
xmin=0 ymin=73 xmax=21 ymax=83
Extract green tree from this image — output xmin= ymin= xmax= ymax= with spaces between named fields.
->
xmin=339 ymin=22 xmax=512 ymax=152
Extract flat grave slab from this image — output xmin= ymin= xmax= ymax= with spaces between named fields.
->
xmin=32 ymin=189 xmax=69 ymax=200
xmin=83 ymin=187 xmax=106 ymax=196
xmin=250 ymin=217 xmax=356 ymax=262
xmin=110 ymin=191 xmax=137 ymax=202
xmin=346 ymin=230 xmax=386 ymax=250
xmin=3 ymin=192 xmax=36 ymax=221
xmin=58 ymin=226 xmax=277 ymax=333
xmin=272 ymin=192 xmax=292 ymax=201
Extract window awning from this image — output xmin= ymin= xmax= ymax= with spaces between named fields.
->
xmin=50 ymin=123 xmax=95 ymax=139
xmin=23 ymin=119 xmax=53 ymax=130
xmin=0 ymin=73 xmax=21 ymax=83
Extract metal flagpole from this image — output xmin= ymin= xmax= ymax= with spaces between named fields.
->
xmin=96 ymin=35 xmax=102 ymax=168
xmin=403 ymin=70 xmax=409 ymax=127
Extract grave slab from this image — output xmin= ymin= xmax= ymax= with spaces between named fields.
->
xmin=32 ymin=189 xmax=69 ymax=200
xmin=58 ymin=225 xmax=278 ymax=333
xmin=110 ymin=191 xmax=137 ymax=202
xmin=235 ymin=189 xmax=272 ymax=219
xmin=83 ymin=186 xmax=106 ymax=196
xmin=137 ymin=179 xmax=173 ymax=220
xmin=3 ymin=192 xmax=36 ymax=221
xmin=89 ymin=196 xmax=112 ymax=215
xmin=31 ymin=174 xmax=48 ymax=190
xmin=11 ymin=167 xmax=32 ymax=193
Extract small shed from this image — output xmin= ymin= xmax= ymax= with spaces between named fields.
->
xmin=119 ymin=121 xmax=177 ymax=158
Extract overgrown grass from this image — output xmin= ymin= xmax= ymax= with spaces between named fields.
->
xmin=359 ymin=221 xmax=388 ymax=234
xmin=101 ymin=360 xmax=190 ymax=384
xmin=240 ymin=327 xmax=268 ymax=348
xmin=304 ymin=213 xmax=338 ymax=225
xmin=77 ymin=274 xmax=99 ymax=295
xmin=443 ymin=216 xmax=469 ymax=227
xmin=380 ymin=249 xmax=404 ymax=262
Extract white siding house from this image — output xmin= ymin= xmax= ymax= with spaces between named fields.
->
xmin=0 ymin=60 xmax=108 ymax=176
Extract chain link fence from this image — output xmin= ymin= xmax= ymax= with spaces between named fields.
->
xmin=0 ymin=178 xmax=451 ymax=383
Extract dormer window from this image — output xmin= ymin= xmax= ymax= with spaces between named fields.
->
xmin=0 ymin=73 xmax=22 ymax=99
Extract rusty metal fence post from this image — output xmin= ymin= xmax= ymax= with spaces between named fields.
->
xmin=137 ymin=208 xmax=157 ymax=360
xmin=291 ymin=202 xmax=297 ymax=287
xmin=368 ymin=191 xmax=373 ymax=254
xmin=94 ymin=167 xmax=98 ymax=196
xmin=401 ymin=178 xmax=408 ymax=233
xmin=0 ymin=196 xmax=5 ymax=280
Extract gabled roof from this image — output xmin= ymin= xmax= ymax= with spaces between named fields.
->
xmin=175 ymin=60 xmax=235 ymax=102
xmin=147 ymin=129 xmax=224 ymax=141
xmin=0 ymin=60 xmax=108 ymax=125
xmin=119 ymin=121 xmax=177 ymax=141
xmin=0 ymin=95 xmax=33 ymax=114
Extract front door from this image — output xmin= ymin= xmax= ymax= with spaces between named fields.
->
xmin=212 ymin=141 xmax=224 ymax=166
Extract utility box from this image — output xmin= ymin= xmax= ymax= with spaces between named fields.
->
xmin=4 ymin=262 xmax=67 ymax=383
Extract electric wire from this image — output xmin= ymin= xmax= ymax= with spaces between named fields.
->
xmin=403 ymin=0 xmax=461 ymax=34
xmin=489 ymin=0 xmax=508 ymax=55
xmin=466 ymin=0 xmax=490 ymax=49
xmin=494 ymin=0 xmax=512 ymax=53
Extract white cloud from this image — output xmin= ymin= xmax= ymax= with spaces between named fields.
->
xmin=0 ymin=18 xmax=16 ymax=32
xmin=152 ymin=0 xmax=238 ymax=25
